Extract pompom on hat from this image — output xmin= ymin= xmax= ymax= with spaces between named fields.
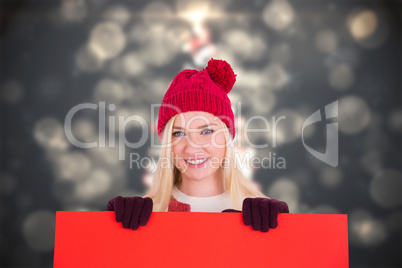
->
xmin=157 ymin=58 xmax=237 ymax=140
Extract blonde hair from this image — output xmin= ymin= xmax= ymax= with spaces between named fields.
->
xmin=144 ymin=114 xmax=267 ymax=211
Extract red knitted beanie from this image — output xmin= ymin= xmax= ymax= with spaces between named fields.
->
xmin=157 ymin=58 xmax=236 ymax=140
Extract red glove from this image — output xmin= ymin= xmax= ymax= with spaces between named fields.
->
xmin=106 ymin=196 xmax=153 ymax=230
xmin=222 ymin=197 xmax=289 ymax=233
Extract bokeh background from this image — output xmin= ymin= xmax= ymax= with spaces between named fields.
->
xmin=1 ymin=0 xmax=401 ymax=267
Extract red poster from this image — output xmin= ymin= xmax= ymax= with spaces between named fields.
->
xmin=54 ymin=212 xmax=348 ymax=267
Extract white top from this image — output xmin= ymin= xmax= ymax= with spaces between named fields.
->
xmin=168 ymin=185 xmax=233 ymax=212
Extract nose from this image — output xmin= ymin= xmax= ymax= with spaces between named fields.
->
xmin=183 ymin=133 xmax=207 ymax=155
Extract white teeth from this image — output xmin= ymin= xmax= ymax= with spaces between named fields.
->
xmin=185 ymin=158 xmax=208 ymax=165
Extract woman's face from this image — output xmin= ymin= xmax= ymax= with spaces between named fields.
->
xmin=171 ymin=111 xmax=227 ymax=183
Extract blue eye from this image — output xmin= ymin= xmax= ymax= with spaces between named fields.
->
xmin=172 ymin=131 xmax=184 ymax=137
xmin=202 ymin=129 xmax=214 ymax=134
xmin=173 ymin=129 xmax=214 ymax=137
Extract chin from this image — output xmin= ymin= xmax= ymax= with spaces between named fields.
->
xmin=183 ymin=170 xmax=214 ymax=181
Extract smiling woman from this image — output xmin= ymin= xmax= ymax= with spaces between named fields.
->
xmin=106 ymin=58 xmax=289 ymax=232
xmin=171 ymin=112 xmax=227 ymax=198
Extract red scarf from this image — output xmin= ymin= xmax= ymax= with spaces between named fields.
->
xmin=168 ymin=196 xmax=191 ymax=212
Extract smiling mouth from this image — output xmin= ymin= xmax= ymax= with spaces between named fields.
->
xmin=184 ymin=158 xmax=209 ymax=165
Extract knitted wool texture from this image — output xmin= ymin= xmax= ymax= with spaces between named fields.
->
xmin=157 ymin=58 xmax=237 ymax=140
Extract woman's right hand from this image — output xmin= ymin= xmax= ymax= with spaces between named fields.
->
xmin=106 ymin=196 xmax=153 ymax=230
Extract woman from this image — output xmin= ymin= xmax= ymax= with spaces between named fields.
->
xmin=107 ymin=58 xmax=289 ymax=232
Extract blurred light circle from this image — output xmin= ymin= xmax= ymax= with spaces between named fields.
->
xmin=192 ymin=44 xmax=216 ymax=68
xmin=142 ymin=1 xmax=173 ymax=24
xmin=232 ymin=115 xmax=246 ymax=145
xmin=141 ymin=77 xmax=171 ymax=103
xmin=104 ymin=5 xmax=131 ymax=26
xmin=328 ymin=63 xmax=354 ymax=90
xmin=250 ymin=144 xmax=272 ymax=163
xmin=88 ymin=146 xmax=121 ymax=167
xmin=75 ymin=169 xmax=112 ymax=200
xmin=71 ymin=118 xmax=97 ymax=144
xmin=319 ymin=167 xmax=342 ymax=188
xmin=388 ymin=109 xmax=402 ymax=133
xmin=142 ymin=172 xmax=154 ymax=188
xmin=235 ymin=146 xmax=258 ymax=178
xmin=291 ymin=168 xmax=311 ymax=185
xmin=132 ymin=108 xmax=151 ymax=125
xmin=89 ymin=22 xmax=126 ymax=60
xmin=142 ymin=153 xmax=158 ymax=172
xmin=215 ymin=47 xmax=239 ymax=71
xmin=347 ymin=9 xmax=388 ymax=49
xmin=87 ymin=169 xmax=112 ymax=196
xmin=217 ymin=41 xmax=241 ymax=64
xmin=221 ymin=30 xmax=267 ymax=61
xmin=108 ymin=106 xmax=149 ymax=133
xmin=34 ymin=117 xmax=69 ymax=151
xmin=349 ymin=209 xmax=387 ymax=246
xmin=55 ymin=151 xmax=92 ymax=181
xmin=226 ymin=68 xmax=265 ymax=91
xmin=76 ymin=45 xmax=104 ymax=72
xmin=121 ymin=52 xmax=147 ymax=76
xmin=93 ymin=78 xmax=125 ymax=104
xmin=268 ymin=109 xmax=304 ymax=146
xmin=338 ymin=95 xmax=371 ymax=135
xmin=262 ymin=0 xmax=295 ymax=32
xmin=0 ymin=173 xmax=17 ymax=195
xmin=348 ymin=10 xmax=377 ymax=40
xmin=128 ymin=23 xmax=150 ymax=42
xmin=168 ymin=24 xmax=191 ymax=50
xmin=1 ymin=80 xmax=24 ymax=104
xmin=112 ymin=107 xmax=136 ymax=131
xmin=268 ymin=178 xmax=300 ymax=212
xmin=147 ymin=147 xmax=161 ymax=159
xmin=61 ymin=0 xmax=87 ymax=22
xmin=138 ymin=24 xmax=183 ymax=67
xmin=64 ymin=205 xmax=91 ymax=211
xmin=23 ymin=210 xmax=55 ymax=252
xmin=119 ymin=81 xmax=138 ymax=101
xmin=229 ymin=92 xmax=242 ymax=116
xmin=176 ymin=0 xmax=214 ymax=24
xmin=295 ymin=106 xmax=315 ymax=139
xmin=243 ymin=114 xmax=271 ymax=146
xmin=264 ymin=64 xmax=289 ymax=90
xmin=315 ymin=29 xmax=338 ymax=54
xmin=250 ymin=90 xmax=276 ymax=115
xmin=370 ymin=169 xmax=402 ymax=208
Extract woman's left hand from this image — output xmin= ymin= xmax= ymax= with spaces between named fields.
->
xmin=222 ymin=198 xmax=289 ymax=232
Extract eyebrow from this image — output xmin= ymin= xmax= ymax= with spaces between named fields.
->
xmin=173 ymin=123 xmax=218 ymax=130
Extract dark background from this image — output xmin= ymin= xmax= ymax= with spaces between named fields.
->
xmin=1 ymin=0 xmax=401 ymax=267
